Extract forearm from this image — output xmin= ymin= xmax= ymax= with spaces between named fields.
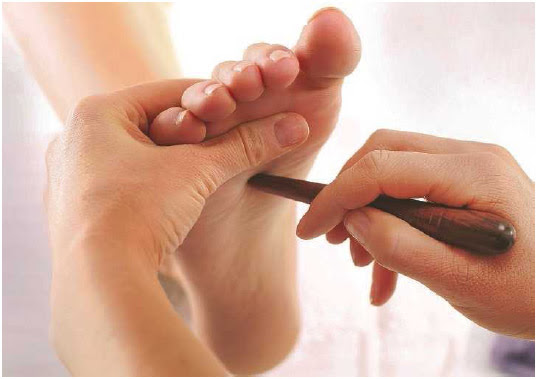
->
xmin=51 ymin=235 xmax=227 ymax=376
xmin=3 ymin=2 xmax=180 ymax=120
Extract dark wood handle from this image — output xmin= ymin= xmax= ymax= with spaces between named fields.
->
xmin=249 ymin=174 xmax=515 ymax=256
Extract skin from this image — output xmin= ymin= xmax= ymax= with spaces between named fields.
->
xmin=12 ymin=3 xmax=532 ymax=371
xmin=297 ymin=129 xmax=535 ymax=339
xmin=5 ymin=4 xmax=360 ymax=372
xmin=46 ymin=80 xmax=310 ymax=375
xmin=146 ymin=9 xmax=361 ymax=372
xmin=2 ymin=0 xmax=190 ymax=289
xmin=3 ymin=2 xmax=180 ymax=120
xmin=38 ymin=8 xmax=532 ymax=371
xmin=3 ymin=3 xmax=200 ymax=330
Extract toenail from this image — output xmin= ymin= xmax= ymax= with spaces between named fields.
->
xmin=204 ymin=83 xmax=223 ymax=96
xmin=175 ymin=110 xmax=188 ymax=126
xmin=269 ymin=50 xmax=293 ymax=62
xmin=308 ymin=6 xmax=342 ymax=23
xmin=233 ymin=61 xmax=254 ymax=72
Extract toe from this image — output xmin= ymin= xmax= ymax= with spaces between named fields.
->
xmin=294 ymin=7 xmax=361 ymax=86
xmin=181 ymin=80 xmax=236 ymax=122
xmin=149 ymin=107 xmax=206 ymax=145
xmin=243 ymin=43 xmax=300 ymax=89
xmin=212 ymin=60 xmax=264 ymax=102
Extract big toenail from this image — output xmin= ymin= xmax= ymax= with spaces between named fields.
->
xmin=175 ymin=110 xmax=188 ymax=126
xmin=204 ymin=83 xmax=223 ymax=96
xmin=269 ymin=50 xmax=293 ymax=62
xmin=233 ymin=61 xmax=254 ymax=72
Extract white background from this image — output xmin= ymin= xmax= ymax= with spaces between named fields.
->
xmin=2 ymin=1 xmax=534 ymax=376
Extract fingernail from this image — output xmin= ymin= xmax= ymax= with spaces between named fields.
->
xmin=233 ymin=61 xmax=254 ymax=72
xmin=274 ymin=114 xmax=309 ymax=147
xmin=345 ymin=210 xmax=369 ymax=245
xmin=175 ymin=110 xmax=188 ymax=126
xmin=269 ymin=50 xmax=293 ymax=62
xmin=204 ymin=83 xmax=223 ymax=96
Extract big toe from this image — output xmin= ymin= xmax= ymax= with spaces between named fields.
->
xmin=294 ymin=7 xmax=361 ymax=83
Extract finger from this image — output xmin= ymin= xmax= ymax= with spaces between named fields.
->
xmin=181 ymin=80 xmax=236 ymax=122
xmin=113 ymin=79 xmax=202 ymax=127
xmin=349 ymin=239 xmax=373 ymax=267
xmin=149 ymin=108 xmax=206 ymax=145
xmin=343 ymin=207 xmax=496 ymax=304
xmin=370 ymin=262 xmax=398 ymax=306
xmin=212 ymin=60 xmax=264 ymax=102
xmin=174 ymin=113 xmax=309 ymax=194
xmin=297 ymin=150 xmax=511 ymax=239
xmin=326 ymin=222 xmax=348 ymax=244
xmin=243 ymin=43 xmax=300 ymax=89
xmin=340 ymin=129 xmax=524 ymax=175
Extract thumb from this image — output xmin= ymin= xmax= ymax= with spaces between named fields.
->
xmin=343 ymin=207 xmax=481 ymax=300
xmin=188 ymin=112 xmax=309 ymax=189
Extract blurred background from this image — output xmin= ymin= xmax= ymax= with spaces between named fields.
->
xmin=2 ymin=1 xmax=535 ymax=376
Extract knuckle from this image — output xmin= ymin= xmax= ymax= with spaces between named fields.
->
xmin=470 ymin=152 xmax=506 ymax=173
xmin=234 ymin=125 xmax=266 ymax=167
xmin=368 ymin=128 xmax=394 ymax=144
xmin=66 ymin=95 xmax=111 ymax=134
xmin=365 ymin=129 xmax=398 ymax=150
xmin=360 ymin=149 xmax=392 ymax=179
xmin=69 ymin=95 xmax=103 ymax=121
xmin=482 ymin=143 xmax=513 ymax=161
xmin=466 ymin=153 xmax=512 ymax=207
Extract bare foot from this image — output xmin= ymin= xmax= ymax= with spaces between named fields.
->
xmin=150 ymin=8 xmax=361 ymax=375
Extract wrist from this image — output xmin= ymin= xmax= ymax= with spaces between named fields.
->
xmin=51 ymin=213 xmax=161 ymax=273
